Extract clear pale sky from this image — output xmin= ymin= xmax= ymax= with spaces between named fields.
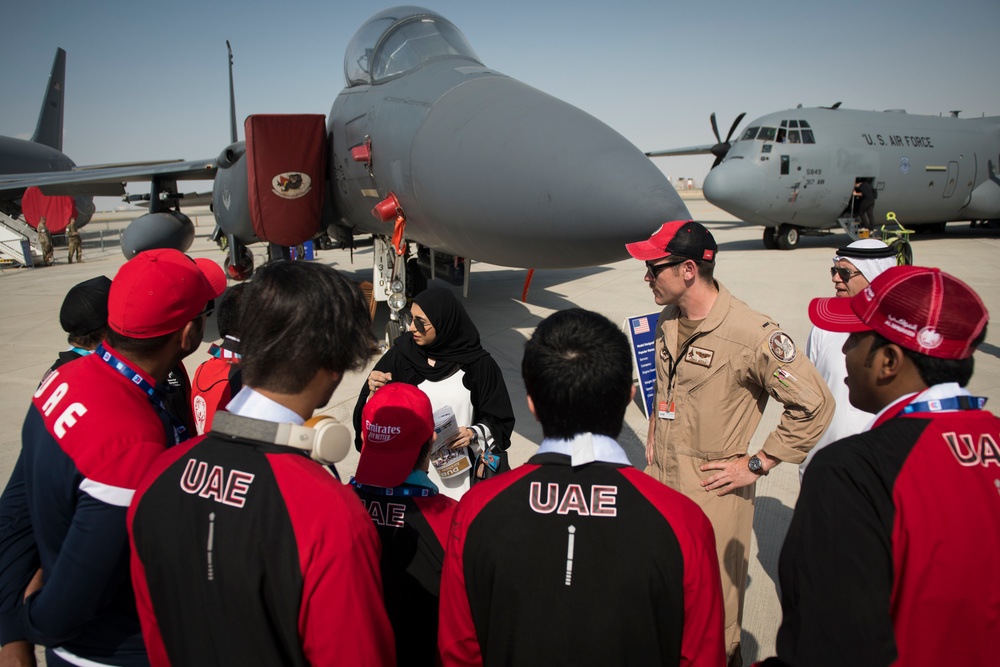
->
xmin=2 ymin=0 xmax=998 ymax=209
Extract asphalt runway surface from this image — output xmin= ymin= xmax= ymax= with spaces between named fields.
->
xmin=2 ymin=197 xmax=998 ymax=662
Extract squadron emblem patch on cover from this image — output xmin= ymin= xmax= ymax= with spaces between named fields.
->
xmin=767 ymin=331 xmax=797 ymax=363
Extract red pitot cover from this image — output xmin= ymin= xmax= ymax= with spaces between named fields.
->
xmin=21 ymin=186 xmax=76 ymax=233
xmin=244 ymin=114 xmax=327 ymax=247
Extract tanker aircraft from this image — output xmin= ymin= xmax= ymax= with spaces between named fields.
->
xmin=647 ymin=107 xmax=1000 ymax=249
xmin=0 ymin=6 xmax=686 ymax=340
xmin=0 ymin=48 xmax=96 ymax=233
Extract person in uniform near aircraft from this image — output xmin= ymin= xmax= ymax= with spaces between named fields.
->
xmin=351 ymin=382 xmax=457 ymax=667
xmin=800 ymin=239 xmax=895 ymax=481
xmin=625 ymin=220 xmax=834 ymax=667
xmin=128 ymin=260 xmax=394 ymax=667
xmin=0 ymin=249 xmax=224 ymax=667
xmin=439 ymin=308 xmax=725 ymax=666
xmin=36 ymin=217 xmax=53 ymax=266
xmin=191 ymin=283 xmax=247 ymax=435
xmin=40 ymin=275 xmax=112 ymax=381
xmin=65 ymin=217 xmax=82 ymax=264
xmin=353 ymin=286 xmax=514 ymax=501
xmin=760 ymin=266 xmax=1000 ymax=666
xmin=853 ymin=178 xmax=876 ymax=233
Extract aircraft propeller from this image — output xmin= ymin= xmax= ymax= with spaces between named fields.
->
xmin=709 ymin=112 xmax=746 ymax=168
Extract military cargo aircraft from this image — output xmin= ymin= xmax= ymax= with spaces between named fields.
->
xmin=0 ymin=6 xmax=686 ymax=340
xmin=647 ymin=106 xmax=1000 ymax=249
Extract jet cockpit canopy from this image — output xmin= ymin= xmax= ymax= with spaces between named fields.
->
xmin=345 ymin=5 xmax=482 ymax=87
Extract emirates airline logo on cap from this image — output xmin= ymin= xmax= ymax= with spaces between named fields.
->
xmin=365 ymin=420 xmax=402 ymax=443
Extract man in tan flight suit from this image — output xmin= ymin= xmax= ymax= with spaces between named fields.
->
xmin=626 ymin=220 xmax=834 ymax=667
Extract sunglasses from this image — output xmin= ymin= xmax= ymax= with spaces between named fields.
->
xmin=412 ymin=316 xmax=433 ymax=334
xmin=645 ymin=259 xmax=686 ymax=279
xmin=830 ymin=267 xmax=863 ymax=282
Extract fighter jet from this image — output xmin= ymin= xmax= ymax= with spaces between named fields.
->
xmin=0 ymin=6 xmax=686 ymax=339
xmin=0 ymin=48 xmax=96 ymax=233
xmin=647 ymin=107 xmax=1000 ymax=249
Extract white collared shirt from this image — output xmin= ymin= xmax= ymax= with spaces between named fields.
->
xmin=536 ymin=433 xmax=632 ymax=467
xmin=225 ymin=386 xmax=304 ymax=426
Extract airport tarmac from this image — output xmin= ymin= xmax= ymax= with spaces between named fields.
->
xmin=2 ymin=197 xmax=999 ymax=663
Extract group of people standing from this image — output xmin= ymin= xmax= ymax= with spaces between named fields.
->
xmin=0 ymin=216 xmax=997 ymax=667
xmin=33 ymin=216 xmax=82 ymax=267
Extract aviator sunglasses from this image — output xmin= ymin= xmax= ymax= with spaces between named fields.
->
xmin=412 ymin=316 xmax=434 ymax=334
xmin=830 ymin=266 xmax=863 ymax=282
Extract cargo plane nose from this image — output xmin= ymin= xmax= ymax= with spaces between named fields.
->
xmin=703 ymin=159 xmax=768 ymax=224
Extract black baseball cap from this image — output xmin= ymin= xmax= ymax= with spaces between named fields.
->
xmin=59 ymin=276 xmax=112 ymax=336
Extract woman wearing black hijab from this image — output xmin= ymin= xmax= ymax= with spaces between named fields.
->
xmin=352 ymin=287 xmax=515 ymax=498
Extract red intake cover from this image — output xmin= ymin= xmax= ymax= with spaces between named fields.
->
xmin=245 ymin=114 xmax=326 ymax=247
xmin=21 ymin=186 xmax=76 ymax=234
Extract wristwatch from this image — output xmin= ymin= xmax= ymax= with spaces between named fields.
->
xmin=748 ymin=455 xmax=767 ymax=475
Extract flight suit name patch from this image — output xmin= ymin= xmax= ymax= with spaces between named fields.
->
xmin=684 ymin=346 xmax=714 ymax=367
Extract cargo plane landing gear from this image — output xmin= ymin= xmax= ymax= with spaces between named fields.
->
xmin=763 ymin=225 xmax=800 ymax=250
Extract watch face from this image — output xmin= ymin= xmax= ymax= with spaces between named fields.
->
xmin=748 ymin=456 xmax=763 ymax=473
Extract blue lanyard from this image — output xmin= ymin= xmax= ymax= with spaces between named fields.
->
xmin=69 ymin=347 xmax=92 ymax=357
xmin=901 ymin=395 xmax=987 ymax=415
xmin=349 ymin=478 xmax=434 ymax=497
xmin=96 ymin=344 xmax=188 ymax=444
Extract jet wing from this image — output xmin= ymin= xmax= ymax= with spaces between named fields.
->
xmin=0 ymin=159 xmax=218 ymax=199
xmin=644 ymin=144 xmax=715 ymax=158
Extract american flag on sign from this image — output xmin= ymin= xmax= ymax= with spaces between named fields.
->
xmin=632 ymin=317 xmax=650 ymax=335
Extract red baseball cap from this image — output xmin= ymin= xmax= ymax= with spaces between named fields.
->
xmin=625 ymin=220 xmax=718 ymax=262
xmin=356 ymin=383 xmax=435 ymax=488
xmin=108 ymin=249 xmax=227 ymax=338
xmin=809 ymin=265 xmax=988 ymax=360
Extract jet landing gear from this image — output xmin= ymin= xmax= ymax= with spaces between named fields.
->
xmin=764 ymin=224 xmax=800 ymax=250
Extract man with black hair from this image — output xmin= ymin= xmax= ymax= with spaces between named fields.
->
xmin=759 ymin=266 xmax=1000 ymax=666
xmin=128 ymin=261 xmax=393 ymax=666
xmin=0 ymin=249 xmax=225 ymax=667
xmin=191 ymin=283 xmax=248 ymax=434
xmin=626 ymin=220 xmax=833 ymax=666
xmin=439 ymin=308 xmax=724 ymax=666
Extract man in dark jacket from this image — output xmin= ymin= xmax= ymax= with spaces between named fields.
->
xmin=352 ymin=381 xmax=457 ymax=666
xmin=439 ymin=309 xmax=724 ymax=666
xmin=759 ymin=266 xmax=999 ymax=666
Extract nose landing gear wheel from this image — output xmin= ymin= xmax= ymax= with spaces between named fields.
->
xmin=776 ymin=224 xmax=800 ymax=250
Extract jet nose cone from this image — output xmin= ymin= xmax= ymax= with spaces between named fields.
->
xmin=703 ymin=160 xmax=765 ymax=221
xmin=410 ymin=77 xmax=688 ymax=268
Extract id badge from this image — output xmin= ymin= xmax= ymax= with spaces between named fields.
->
xmin=658 ymin=401 xmax=675 ymax=420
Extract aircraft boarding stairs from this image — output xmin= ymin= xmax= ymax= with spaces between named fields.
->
xmin=0 ymin=211 xmax=42 ymax=268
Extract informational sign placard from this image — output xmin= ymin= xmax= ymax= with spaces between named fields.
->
xmin=624 ymin=312 xmax=661 ymax=419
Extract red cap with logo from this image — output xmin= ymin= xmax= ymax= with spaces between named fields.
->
xmin=108 ymin=249 xmax=227 ymax=339
xmin=625 ymin=220 xmax=718 ymax=262
xmin=356 ymin=383 xmax=435 ymax=488
xmin=808 ymin=265 xmax=988 ymax=360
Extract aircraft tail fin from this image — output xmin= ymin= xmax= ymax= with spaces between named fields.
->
xmin=31 ymin=48 xmax=66 ymax=152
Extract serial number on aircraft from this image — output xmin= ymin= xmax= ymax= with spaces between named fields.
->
xmin=806 ymin=168 xmax=822 ymax=176
xmin=862 ymin=133 xmax=934 ymax=148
